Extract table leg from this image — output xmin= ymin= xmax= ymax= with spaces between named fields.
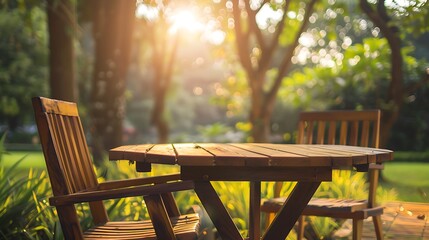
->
xmin=263 ymin=181 xmax=321 ymax=240
xmin=194 ymin=181 xmax=243 ymax=240
xmin=249 ymin=181 xmax=261 ymax=240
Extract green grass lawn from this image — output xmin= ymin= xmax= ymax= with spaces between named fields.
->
xmin=380 ymin=162 xmax=429 ymax=203
xmin=2 ymin=150 xmax=429 ymax=203
xmin=1 ymin=151 xmax=46 ymax=169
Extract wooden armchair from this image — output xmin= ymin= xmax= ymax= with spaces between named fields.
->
xmin=261 ymin=110 xmax=384 ymax=240
xmin=32 ymin=97 xmax=199 ymax=240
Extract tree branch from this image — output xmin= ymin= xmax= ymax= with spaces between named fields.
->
xmin=245 ymin=1 xmax=266 ymax=50
xmin=259 ymin=1 xmax=291 ymax=73
xmin=404 ymin=68 xmax=429 ymax=95
xmin=266 ymin=0 xmax=317 ymax=103
xmin=232 ymin=0 xmax=254 ymax=75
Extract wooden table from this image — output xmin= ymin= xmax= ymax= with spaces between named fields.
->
xmin=109 ymin=143 xmax=393 ymax=240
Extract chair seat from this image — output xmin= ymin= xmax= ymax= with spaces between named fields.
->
xmin=262 ymin=198 xmax=383 ymax=219
xmin=84 ymin=213 xmax=200 ymax=240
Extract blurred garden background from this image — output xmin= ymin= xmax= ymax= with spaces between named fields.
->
xmin=1 ymin=0 xmax=429 ymax=239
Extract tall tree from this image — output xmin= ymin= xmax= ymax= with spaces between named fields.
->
xmin=137 ymin=1 xmax=181 ymax=143
xmin=360 ymin=0 xmax=429 ymax=147
xmin=0 ymin=5 xmax=48 ymax=131
xmin=47 ymin=0 xmax=77 ymax=101
xmin=90 ymin=0 xmax=136 ymax=163
xmin=226 ymin=0 xmax=318 ymax=142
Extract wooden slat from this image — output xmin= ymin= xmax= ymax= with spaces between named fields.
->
xmin=339 ymin=121 xmax=347 ymax=145
xmin=233 ymin=143 xmax=316 ymax=167
xmin=72 ymin=117 xmax=98 ymax=187
xmin=252 ymin=144 xmax=333 ymax=167
xmin=297 ymin=121 xmax=305 ymax=143
xmin=39 ymin=96 xmax=79 ymax=116
xmin=299 ymin=110 xmax=380 ymax=121
xmin=63 ymin=115 xmax=91 ymax=192
xmin=84 ymin=214 xmax=199 ymax=239
xmin=328 ymin=121 xmax=336 ymax=144
xmin=173 ymin=143 xmax=214 ymax=166
xmin=195 ymin=143 xmax=247 ymax=166
xmin=307 ymin=121 xmax=314 ymax=144
xmin=49 ymin=181 xmax=195 ymax=206
xmin=295 ymin=144 xmax=372 ymax=166
xmin=109 ymin=145 xmax=139 ymax=160
xmin=225 ymin=144 xmax=271 ymax=166
xmin=350 ymin=121 xmax=359 ymax=146
xmin=316 ymin=121 xmax=326 ymax=144
xmin=145 ymin=144 xmax=176 ymax=164
xmin=361 ymin=120 xmax=370 ymax=147
xmin=51 ymin=114 xmax=77 ymax=192
xmin=324 ymin=145 xmax=393 ymax=163
xmin=109 ymin=144 xmax=154 ymax=162
xmin=313 ymin=145 xmax=378 ymax=165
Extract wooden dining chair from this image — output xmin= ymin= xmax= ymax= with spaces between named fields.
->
xmin=32 ymin=96 xmax=200 ymax=240
xmin=261 ymin=110 xmax=384 ymax=240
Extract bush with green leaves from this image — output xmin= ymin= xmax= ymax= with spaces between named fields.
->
xmin=0 ymin=132 xmax=59 ymax=239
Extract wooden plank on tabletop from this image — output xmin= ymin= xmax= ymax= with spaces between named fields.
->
xmin=145 ymin=144 xmax=176 ymax=164
xmin=312 ymin=144 xmax=376 ymax=165
xmin=320 ymin=145 xmax=393 ymax=163
xmin=195 ymin=143 xmax=246 ymax=166
xmin=248 ymin=144 xmax=332 ymax=167
xmin=109 ymin=145 xmax=134 ymax=160
xmin=124 ymin=144 xmax=154 ymax=162
xmin=199 ymin=143 xmax=270 ymax=166
xmin=173 ymin=143 xmax=215 ymax=166
xmin=109 ymin=144 xmax=152 ymax=162
xmin=269 ymin=144 xmax=357 ymax=168
xmin=226 ymin=144 xmax=271 ymax=166
xmin=231 ymin=143 xmax=312 ymax=167
xmin=304 ymin=144 xmax=369 ymax=165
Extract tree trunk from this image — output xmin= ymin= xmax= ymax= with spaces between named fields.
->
xmin=47 ymin=0 xmax=76 ymax=102
xmin=90 ymin=0 xmax=135 ymax=164
xmin=231 ymin=0 xmax=317 ymax=143
xmin=146 ymin=17 xmax=180 ymax=144
xmin=151 ymin=86 xmax=169 ymax=143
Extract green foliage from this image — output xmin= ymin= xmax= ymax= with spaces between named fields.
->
xmin=0 ymin=133 xmax=6 ymax=162
xmin=0 ymin=6 xmax=48 ymax=130
xmin=0 ymin=158 xmax=58 ymax=240
xmin=197 ymin=123 xmax=232 ymax=142
xmin=280 ymin=35 xmax=429 ymax=150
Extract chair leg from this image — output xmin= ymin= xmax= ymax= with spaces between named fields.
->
xmin=264 ymin=212 xmax=274 ymax=230
xmin=352 ymin=219 xmax=363 ymax=240
xmin=297 ymin=216 xmax=305 ymax=240
xmin=373 ymin=215 xmax=384 ymax=240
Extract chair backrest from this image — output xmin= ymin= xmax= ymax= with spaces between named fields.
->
xmin=297 ymin=110 xmax=380 ymax=148
xmin=274 ymin=110 xmax=381 ymax=207
xmin=32 ymin=97 xmax=108 ymax=224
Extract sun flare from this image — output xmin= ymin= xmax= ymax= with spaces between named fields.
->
xmin=168 ymin=9 xmax=204 ymax=34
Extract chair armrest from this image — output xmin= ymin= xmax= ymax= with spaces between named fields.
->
xmin=98 ymin=173 xmax=181 ymax=190
xmin=49 ymin=180 xmax=194 ymax=206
